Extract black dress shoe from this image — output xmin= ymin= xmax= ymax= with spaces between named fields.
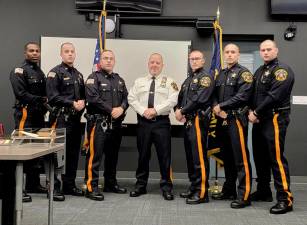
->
xmin=85 ymin=190 xmax=104 ymax=201
xmin=47 ymin=190 xmax=65 ymax=202
xmin=212 ymin=192 xmax=237 ymax=200
xmin=270 ymin=202 xmax=293 ymax=214
xmin=163 ymin=191 xmax=174 ymax=201
xmin=230 ymin=199 xmax=251 ymax=209
xmin=23 ymin=192 xmax=32 ymax=203
xmin=103 ymin=185 xmax=127 ymax=194
xmin=26 ymin=185 xmax=48 ymax=194
xmin=250 ymin=191 xmax=273 ymax=202
xmin=129 ymin=189 xmax=147 ymax=197
xmin=63 ymin=187 xmax=84 ymax=196
xmin=186 ymin=195 xmax=209 ymax=204
xmin=179 ymin=190 xmax=194 ymax=198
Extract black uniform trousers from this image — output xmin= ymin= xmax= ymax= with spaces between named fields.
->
xmin=252 ymin=111 xmax=293 ymax=205
xmin=184 ymin=115 xmax=210 ymax=199
xmin=14 ymin=107 xmax=45 ymax=190
xmin=217 ymin=116 xmax=252 ymax=201
xmin=0 ymin=161 xmax=16 ymax=225
xmin=55 ymin=114 xmax=82 ymax=190
xmin=135 ymin=116 xmax=172 ymax=192
xmin=85 ymin=120 xmax=122 ymax=192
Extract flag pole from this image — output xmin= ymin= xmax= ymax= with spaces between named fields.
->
xmin=209 ymin=0 xmax=223 ymax=197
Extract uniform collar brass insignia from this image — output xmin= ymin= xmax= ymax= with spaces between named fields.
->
xmin=193 ymin=78 xmax=198 ymax=83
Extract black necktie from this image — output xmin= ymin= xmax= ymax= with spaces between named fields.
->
xmin=148 ymin=77 xmax=155 ymax=108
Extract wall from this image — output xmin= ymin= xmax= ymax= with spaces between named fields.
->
xmin=0 ymin=0 xmax=306 ymax=175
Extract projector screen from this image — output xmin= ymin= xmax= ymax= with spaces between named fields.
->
xmin=41 ymin=36 xmax=191 ymax=124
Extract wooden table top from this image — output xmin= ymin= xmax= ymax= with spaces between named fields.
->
xmin=0 ymin=143 xmax=65 ymax=160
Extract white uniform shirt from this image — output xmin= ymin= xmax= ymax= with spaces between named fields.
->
xmin=128 ymin=74 xmax=179 ymax=116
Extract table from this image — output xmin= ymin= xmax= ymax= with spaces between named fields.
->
xmin=0 ymin=143 xmax=65 ymax=225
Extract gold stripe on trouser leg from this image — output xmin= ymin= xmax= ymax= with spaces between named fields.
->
xmin=18 ymin=107 xmax=27 ymax=136
xmin=235 ymin=119 xmax=251 ymax=201
xmin=273 ymin=114 xmax=293 ymax=205
xmin=195 ymin=115 xmax=206 ymax=199
xmin=86 ymin=125 xmax=96 ymax=192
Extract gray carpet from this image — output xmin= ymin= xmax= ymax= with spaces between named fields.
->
xmin=21 ymin=173 xmax=307 ymax=225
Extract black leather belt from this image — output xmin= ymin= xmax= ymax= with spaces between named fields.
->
xmin=137 ymin=115 xmax=169 ymax=122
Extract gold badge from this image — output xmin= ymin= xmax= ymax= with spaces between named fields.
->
xmin=86 ymin=78 xmax=94 ymax=84
xmin=231 ymin=73 xmax=237 ymax=78
xmin=14 ymin=68 xmax=23 ymax=74
xmin=171 ymin=82 xmax=179 ymax=91
xmin=275 ymin=69 xmax=288 ymax=81
xmin=193 ymin=78 xmax=198 ymax=83
xmin=48 ymin=72 xmax=56 ymax=78
xmin=200 ymin=77 xmax=211 ymax=87
xmin=241 ymin=71 xmax=253 ymax=83
xmin=161 ymin=76 xmax=167 ymax=88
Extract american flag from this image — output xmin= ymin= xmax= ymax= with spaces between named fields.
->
xmin=93 ymin=10 xmax=107 ymax=72
xmin=207 ymin=19 xmax=224 ymax=166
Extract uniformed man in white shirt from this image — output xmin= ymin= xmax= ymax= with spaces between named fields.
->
xmin=128 ymin=53 xmax=179 ymax=200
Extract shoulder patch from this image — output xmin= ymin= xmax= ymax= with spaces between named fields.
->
xmin=241 ymin=71 xmax=253 ymax=83
xmin=200 ymin=76 xmax=211 ymax=87
xmin=274 ymin=69 xmax=288 ymax=81
xmin=48 ymin=72 xmax=56 ymax=78
xmin=171 ymin=81 xmax=179 ymax=91
xmin=14 ymin=68 xmax=23 ymax=74
xmin=86 ymin=78 xmax=95 ymax=84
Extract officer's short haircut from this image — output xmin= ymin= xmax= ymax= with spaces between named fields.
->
xmin=60 ymin=42 xmax=75 ymax=52
xmin=224 ymin=43 xmax=240 ymax=53
xmin=189 ymin=50 xmax=206 ymax=60
xmin=260 ymin=39 xmax=277 ymax=48
xmin=101 ymin=49 xmax=114 ymax=55
xmin=24 ymin=42 xmax=40 ymax=51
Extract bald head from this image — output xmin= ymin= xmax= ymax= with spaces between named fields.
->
xmin=259 ymin=39 xmax=278 ymax=64
xmin=224 ymin=43 xmax=240 ymax=67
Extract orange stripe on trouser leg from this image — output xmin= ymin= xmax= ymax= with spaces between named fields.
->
xmin=235 ymin=119 xmax=251 ymax=201
xmin=273 ymin=114 xmax=293 ymax=205
xmin=18 ymin=107 xmax=27 ymax=136
xmin=195 ymin=115 xmax=206 ymax=199
xmin=170 ymin=167 xmax=173 ymax=182
xmin=51 ymin=120 xmax=57 ymax=130
xmin=86 ymin=125 xmax=96 ymax=192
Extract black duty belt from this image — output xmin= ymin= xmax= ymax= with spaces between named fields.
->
xmin=137 ymin=114 xmax=169 ymax=122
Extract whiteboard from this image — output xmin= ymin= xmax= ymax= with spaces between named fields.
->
xmin=41 ymin=37 xmax=191 ymax=124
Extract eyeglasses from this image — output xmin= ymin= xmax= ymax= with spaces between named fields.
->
xmin=102 ymin=57 xmax=114 ymax=61
xmin=189 ymin=57 xmax=203 ymax=61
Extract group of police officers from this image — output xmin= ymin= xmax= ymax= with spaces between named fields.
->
xmin=6 ymin=39 xmax=294 ymax=225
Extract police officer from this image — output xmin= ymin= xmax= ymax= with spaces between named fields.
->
xmin=128 ymin=53 xmax=178 ymax=200
xmin=46 ymin=42 xmax=85 ymax=199
xmin=84 ymin=50 xmax=128 ymax=201
xmin=212 ymin=44 xmax=253 ymax=208
xmin=248 ymin=40 xmax=294 ymax=214
xmin=9 ymin=42 xmax=48 ymax=202
xmin=175 ymin=50 xmax=214 ymax=204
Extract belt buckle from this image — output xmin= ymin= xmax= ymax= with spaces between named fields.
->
xmin=151 ymin=117 xmax=157 ymax=122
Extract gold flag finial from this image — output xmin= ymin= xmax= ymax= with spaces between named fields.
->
xmin=103 ymin=0 xmax=107 ymax=11
xmin=216 ymin=0 xmax=220 ymax=22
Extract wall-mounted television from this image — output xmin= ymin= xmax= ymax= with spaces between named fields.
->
xmin=76 ymin=0 xmax=163 ymax=15
xmin=271 ymin=0 xmax=307 ymax=15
